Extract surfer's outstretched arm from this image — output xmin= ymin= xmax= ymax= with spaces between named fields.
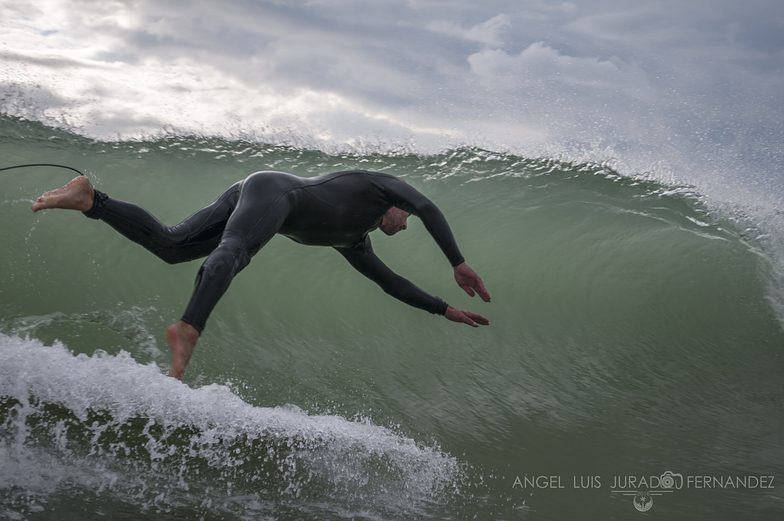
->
xmin=335 ymin=240 xmax=488 ymax=326
xmin=378 ymin=177 xmax=491 ymax=306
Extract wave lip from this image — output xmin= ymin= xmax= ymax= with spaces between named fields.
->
xmin=0 ymin=333 xmax=463 ymax=518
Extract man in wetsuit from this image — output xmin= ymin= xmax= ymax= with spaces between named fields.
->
xmin=32 ymin=171 xmax=491 ymax=379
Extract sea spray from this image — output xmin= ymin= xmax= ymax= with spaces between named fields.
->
xmin=0 ymin=334 xmax=465 ymax=518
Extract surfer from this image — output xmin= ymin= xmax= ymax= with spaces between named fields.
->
xmin=32 ymin=171 xmax=491 ymax=379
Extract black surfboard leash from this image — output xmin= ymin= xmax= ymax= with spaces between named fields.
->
xmin=0 ymin=163 xmax=85 ymax=176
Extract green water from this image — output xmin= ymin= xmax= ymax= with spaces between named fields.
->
xmin=1 ymin=117 xmax=783 ymax=520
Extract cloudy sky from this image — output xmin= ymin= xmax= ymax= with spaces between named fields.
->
xmin=1 ymin=0 xmax=783 ymax=194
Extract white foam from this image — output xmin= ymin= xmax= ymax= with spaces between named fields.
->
xmin=0 ymin=333 xmax=462 ymax=516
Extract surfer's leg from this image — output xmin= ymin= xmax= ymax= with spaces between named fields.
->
xmin=167 ymin=176 xmax=296 ymax=378
xmin=31 ymin=175 xmax=94 ymax=213
xmin=179 ymin=175 xmax=295 ymax=333
xmin=83 ymin=181 xmax=243 ymax=263
xmin=32 ymin=175 xmax=243 ymax=263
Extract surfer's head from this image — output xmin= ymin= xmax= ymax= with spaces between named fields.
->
xmin=380 ymin=206 xmax=409 ymax=235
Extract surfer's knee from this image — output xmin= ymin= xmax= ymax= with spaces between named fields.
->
xmin=200 ymin=241 xmax=251 ymax=279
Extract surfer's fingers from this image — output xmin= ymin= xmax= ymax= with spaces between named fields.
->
xmin=461 ymin=277 xmax=491 ymax=302
xmin=445 ymin=305 xmax=474 ymax=326
xmin=473 ymin=278 xmax=491 ymax=302
xmin=460 ymin=283 xmax=476 ymax=297
xmin=445 ymin=306 xmax=488 ymax=327
xmin=464 ymin=310 xmax=489 ymax=326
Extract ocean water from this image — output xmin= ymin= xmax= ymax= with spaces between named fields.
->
xmin=1 ymin=114 xmax=783 ymax=520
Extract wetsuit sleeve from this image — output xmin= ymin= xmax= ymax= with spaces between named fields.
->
xmin=335 ymin=238 xmax=449 ymax=316
xmin=379 ymin=177 xmax=465 ymax=267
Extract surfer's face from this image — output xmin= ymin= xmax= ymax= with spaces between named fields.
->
xmin=380 ymin=207 xmax=409 ymax=235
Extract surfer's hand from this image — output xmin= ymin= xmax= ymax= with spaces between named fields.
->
xmin=454 ymin=262 xmax=491 ymax=302
xmin=444 ymin=305 xmax=489 ymax=327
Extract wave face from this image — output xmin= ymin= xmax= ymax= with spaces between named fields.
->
xmin=1 ymin=115 xmax=783 ymax=519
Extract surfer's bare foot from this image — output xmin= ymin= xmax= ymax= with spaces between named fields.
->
xmin=166 ymin=321 xmax=200 ymax=380
xmin=31 ymin=175 xmax=94 ymax=213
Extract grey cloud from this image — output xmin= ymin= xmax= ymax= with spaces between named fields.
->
xmin=1 ymin=51 xmax=92 ymax=70
xmin=426 ymin=14 xmax=512 ymax=45
xmin=1 ymin=0 xmax=782 ymax=195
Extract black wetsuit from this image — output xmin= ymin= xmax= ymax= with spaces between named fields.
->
xmin=84 ymin=170 xmax=465 ymax=332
